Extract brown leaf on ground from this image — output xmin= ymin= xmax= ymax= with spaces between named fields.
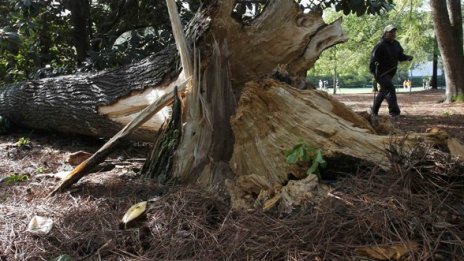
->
xmin=356 ymin=241 xmax=419 ymax=260
xmin=66 ymin=151 xmax=93 ymax=166
xmin=448 ymin=138 xmax=464 ymax=158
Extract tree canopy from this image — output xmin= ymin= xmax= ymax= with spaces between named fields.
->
xmin=0 ymin=0 xmax=395 ymax=85
xmin=311 ymin=0 xmax=436 ymax=87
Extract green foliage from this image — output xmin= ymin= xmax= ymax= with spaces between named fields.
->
xmin=300 ymin=0 xmax=394 ymax=16
xmin=16 ymin=137 xmax=30 ymax=147
xmin=0 ymin=0 xmax=409 ymax=86
xmin=35 ymin=166 xmax=45 ymax=174
xmin=0 ymin=1 xmax=197 ymax=83
xmin=0 ymin=1 xmax=74 ymax=84
xmin=2 ymin=174 xmax=28 ymax=184
xmin=285 ymin=142 xmax=327 ymax=177
xmin=311 ymin=0 xmax=436 ymax=85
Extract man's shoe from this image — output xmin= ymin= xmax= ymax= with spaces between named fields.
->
xmin=390 ymin=113 xmax=402 ymax=122
xmin=370 ymin=113 xmax=379 ymax=125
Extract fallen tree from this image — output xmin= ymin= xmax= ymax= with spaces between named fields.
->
xmin=0 ymin=0 xmax=460 ymax=209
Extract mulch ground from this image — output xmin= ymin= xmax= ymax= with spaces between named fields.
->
xmin=1 ymin=89 xmax=463 ymax=260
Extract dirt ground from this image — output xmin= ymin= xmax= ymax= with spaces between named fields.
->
xmin=336 ymin=88 xmax=464 ymax=142
xmin=0 ymin=89 xmax=463 ymax=260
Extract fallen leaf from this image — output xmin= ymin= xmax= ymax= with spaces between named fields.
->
xmin=356 ymin=241 xmax=418 ymax=260
xmin=27 ymin=216 xmax=53 ymax=234
xmin=66 ymin=151 xmax=92 ymax=166
xmin=448 ymin=138 xmax=464 ymax=158
xmin=263 ymin=193 xmax=281 ymax=211
xmin=122 ymin=201 xmax=148 ymax=225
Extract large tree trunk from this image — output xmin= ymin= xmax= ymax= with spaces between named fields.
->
xmin=0 ymin=46 xmax=180 ymax=141
xmin=431 ymin=0 xmax=464 ymax=101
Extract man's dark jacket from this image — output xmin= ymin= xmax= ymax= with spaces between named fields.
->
xmin=369 ymin=38 xmax=412 ymax=78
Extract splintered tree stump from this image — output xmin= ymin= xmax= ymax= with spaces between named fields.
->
xmin=226 ymin=79 xmax=388 ymax=210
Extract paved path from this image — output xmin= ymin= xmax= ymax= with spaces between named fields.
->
xmin=321 ymin=86 xmax=445 ymax=94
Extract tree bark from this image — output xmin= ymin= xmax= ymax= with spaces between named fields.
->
xmin=431 ymin=0 xmax=464 ymax=101
xmin=0 ymin=46 xmax=180 ymax=141
xmin=431 ymin=38 xmax=438 ymax=89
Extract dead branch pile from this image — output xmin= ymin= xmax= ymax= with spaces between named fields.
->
xmin=1 ymin=142 xmax=463 ymax=260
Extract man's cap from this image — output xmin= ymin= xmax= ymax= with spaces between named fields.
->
xmin=384 ymin=25 xmax=397 ymax=32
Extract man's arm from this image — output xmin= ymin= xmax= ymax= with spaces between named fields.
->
xmin=369 ymin=43 xmax=382 ymax=75
xmin=397 ymin=42 xmax=413 ymax=61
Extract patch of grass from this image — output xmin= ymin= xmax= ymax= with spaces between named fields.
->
xmin=442 ymin=111 xmax=451 ymax=116
xmin=452 ymin=94 xmax=464 ymax=102
xmin=1 ymin=173 xmax=28 ymax=184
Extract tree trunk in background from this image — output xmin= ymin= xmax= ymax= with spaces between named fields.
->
xmin=69 ymin=0 xmax=91 ymax=65
xmin=332 ymin=48 xmax=338 ymax=95
xmin=431 ymin=38 xmax=438 ymax=89
xmin=38 ymin=11 xmax=52 ymax=68
xmin=431 ymin=0 xmax=464 ymax=101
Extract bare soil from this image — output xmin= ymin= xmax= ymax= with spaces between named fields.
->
xmin=0 ymin=89 xmax=463 ymax=260
xmin=336 ymin=89 xmax=464 ymax=142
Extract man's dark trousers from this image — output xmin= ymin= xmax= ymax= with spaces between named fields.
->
xmin=372 ymin=74 xmax=401 ymax=116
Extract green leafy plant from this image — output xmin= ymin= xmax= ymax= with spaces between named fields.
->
xmin=35 ymin=166 xmax=45 ymax=174
xmin=2 ymin=174 xmax=28 ymax=184
xmin=285 ymin=142 xmax=327 ymax=178
xmin=16 ymin=137 xmax=30 ymax=147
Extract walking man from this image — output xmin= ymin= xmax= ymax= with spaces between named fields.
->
xmin=369 ymin=25 xmax=413 ymax=120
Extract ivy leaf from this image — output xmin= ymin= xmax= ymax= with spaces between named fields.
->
xmin=307 ymin=149 xmax=326 ymax=175
xmin=286 ymin=149 xmax=299 ymax=164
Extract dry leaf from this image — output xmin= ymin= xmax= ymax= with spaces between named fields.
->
xmin=356 ymin=241 xmax=418 ymax=260
xmin=66 ymin=151 xmax=92 ymax=166
xmin=27 ymin=216 xmax=53 ymax=234
xmin=263 ymin=193 xmax=281 ymax=211
xmin=448 ymin=138 xmax=464 ymax=158
xmin=122 ymin=201 xmax=148 ymax=225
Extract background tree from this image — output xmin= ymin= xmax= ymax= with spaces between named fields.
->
xmin=0 ymin=0 xmax=199 ymax=84
xmin=311 ymin=0 xmax=436 ymax=88
xmin=0 ymin=1 xmax=74 ymax=84
xmin=430 ymin=0 xmax=464 ymax=102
